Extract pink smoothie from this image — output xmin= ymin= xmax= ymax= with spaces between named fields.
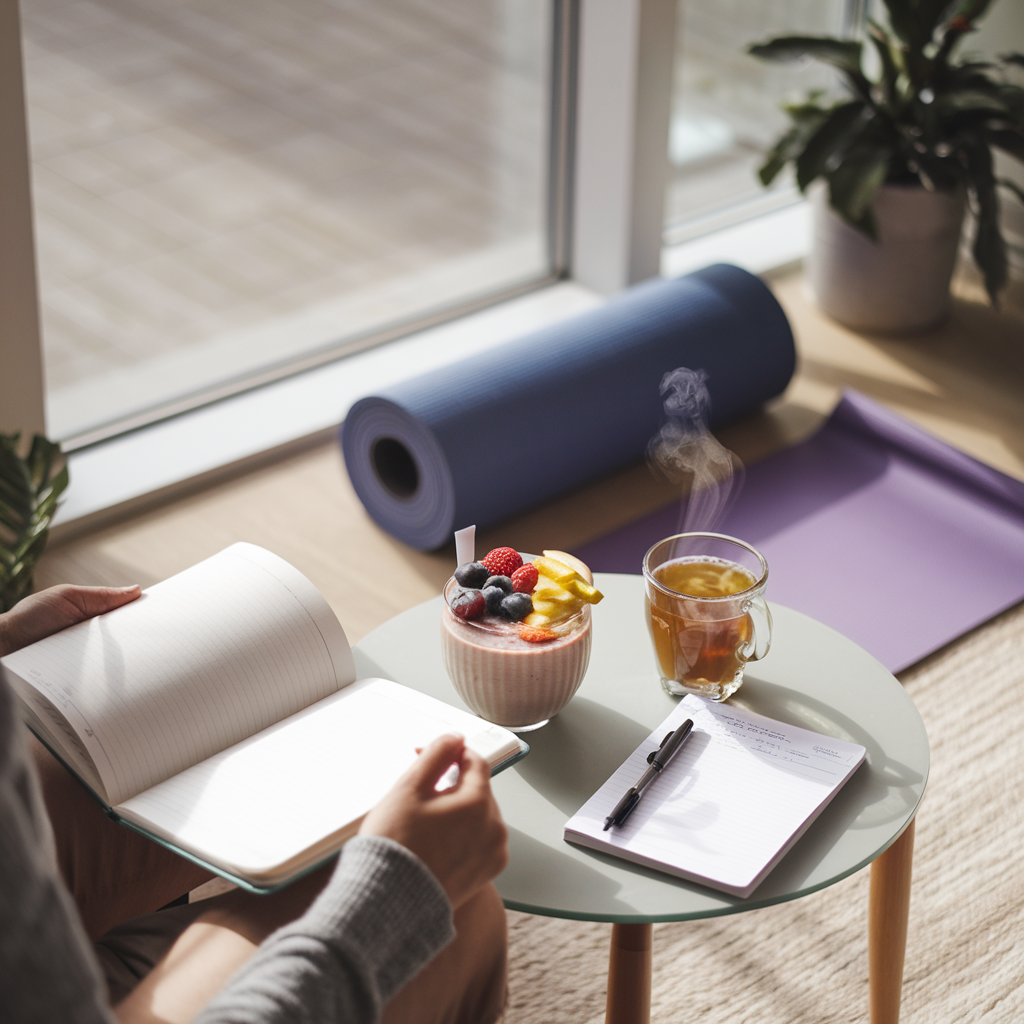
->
xmin=440 ymin=578 xmax=592 ymax=730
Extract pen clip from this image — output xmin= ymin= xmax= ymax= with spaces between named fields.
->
xmin=647 ymin=731 xmax=674 ymax=764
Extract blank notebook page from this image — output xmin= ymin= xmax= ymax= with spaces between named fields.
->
xmin=564 ymin=695 xmax=866 ymax=897
xmin=2 ymin=544 xmax=354 ymax=806
xmin=117 ymin=677 xmax=519 ymax=878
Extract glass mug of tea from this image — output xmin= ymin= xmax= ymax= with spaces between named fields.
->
xmin=643 ymin=532 xmax=772 ymax=700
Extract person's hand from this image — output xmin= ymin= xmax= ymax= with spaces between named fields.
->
xmin=0 ymin=584 xmax=142 ymax=658
xmin=359 ymin=733 xmax=509 ymax=909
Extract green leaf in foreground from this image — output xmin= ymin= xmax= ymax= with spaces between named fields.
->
xmin=0 ymin=433 xmax=69 ymax=612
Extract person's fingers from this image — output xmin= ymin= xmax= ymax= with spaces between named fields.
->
xmin=451 ymin=746 xmax=491 ymax=800
xmin=61 ymin=584 xmax=142 ymax=618
xmin=404 ymin=734 xmax=466 ymax=796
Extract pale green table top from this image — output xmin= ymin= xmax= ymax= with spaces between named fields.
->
xmin=353 ymin=573 xmax=929 ymax=924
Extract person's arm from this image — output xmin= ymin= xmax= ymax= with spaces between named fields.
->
xmin=1 ymin=586 xmax=509 ymax=1024
xmin=194 ymin=736 xmax=508 ymax=1024
xmin=0 ymin=588 xmax=135 ymax=1023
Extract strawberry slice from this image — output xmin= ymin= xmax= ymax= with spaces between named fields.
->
xmin=518 ymin=623 xmax=559 ymax=643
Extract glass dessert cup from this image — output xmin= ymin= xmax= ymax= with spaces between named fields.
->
xmin=440 ymin=577 xmax=592 ymax=732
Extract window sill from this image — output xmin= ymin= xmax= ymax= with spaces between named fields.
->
xmin=54 ymin=202 xmax=810 ymax=538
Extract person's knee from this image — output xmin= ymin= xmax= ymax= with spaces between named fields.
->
xmin=382 ymin=884 xmax=508 ymax=1024
xmin=453 ymin=883 xmax=506 ymax=961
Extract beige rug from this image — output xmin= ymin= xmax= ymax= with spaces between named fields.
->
xmin=503 ymin=602 xmax=1024 ymax=1023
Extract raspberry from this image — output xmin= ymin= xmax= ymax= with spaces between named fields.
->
xmin=511 ymin=564 xmax=539 ymax=593
xmin=481 ymin=547 xmax=522 ymax=578
xmin=518 ymin=623 xmax=558 ymax=643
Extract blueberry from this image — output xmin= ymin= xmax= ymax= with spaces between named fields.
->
xmin=500 ymin=593 xmax=533 ymax=622
xmin=450 ymin=589 xmax=486 ymax=620
xmin=484 ymin=575 xmax=513 ymax=595
xmin=482 ymin=585 xmax=506 ymax=615
xmin=454 ymin=561 xmax=489 ymax=589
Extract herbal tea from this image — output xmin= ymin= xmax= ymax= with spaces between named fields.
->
xmin=645 ymin=556 xmax=757 ymax=695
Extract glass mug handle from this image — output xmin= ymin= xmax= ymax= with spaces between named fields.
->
xmin=739 ymin=596 xmax=773 ymax=662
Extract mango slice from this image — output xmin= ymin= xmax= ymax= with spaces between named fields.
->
xmin=542 ymin=549 xmax=594 ymax=585
xmin=565 ymin=578 xmax=604 ymax=604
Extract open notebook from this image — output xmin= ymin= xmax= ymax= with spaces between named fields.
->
xmin=1 ymin=544 xmax=526 ymax=892
xmin=564 ymin=695 xmax=866 ymax=898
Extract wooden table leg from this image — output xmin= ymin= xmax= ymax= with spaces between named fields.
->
xmin=605 ymin=922 xmax=653 ymax=1024
xmin=869 ymin=818 xmax=916 ymax=1024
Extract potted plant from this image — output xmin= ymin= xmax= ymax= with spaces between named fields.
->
xmin=749 ymin=0 xmax=1024 ymax=333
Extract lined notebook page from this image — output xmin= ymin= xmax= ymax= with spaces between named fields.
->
xmin=564 ymin=695 xmax=866 ymax=897
xmin=116 ymin=677 xmax=520 ymax=882
xmin=1 ymin=544 xmax=355 ymax=806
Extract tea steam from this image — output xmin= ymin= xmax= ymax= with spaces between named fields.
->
xmin=647 ymin=368 xmax=744 ymax=534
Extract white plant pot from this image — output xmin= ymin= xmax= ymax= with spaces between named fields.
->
xmin=809 ymin=182 xmax=966 ymax=334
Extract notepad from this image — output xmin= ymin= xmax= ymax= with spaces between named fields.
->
xmin=563 ymin=695 xmax=866 ymax=898
xmin=1 ymin=543 xmax=525 ymax=892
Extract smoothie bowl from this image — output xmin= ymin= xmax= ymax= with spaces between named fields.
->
xmin=440 ymin=548 xmax=601 ymax=732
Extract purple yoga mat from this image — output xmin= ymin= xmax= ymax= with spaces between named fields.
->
xmin=576 ymin=391 xmax=1024 ymax=673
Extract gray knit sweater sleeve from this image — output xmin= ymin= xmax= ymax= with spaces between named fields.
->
xmin=196 ymin=838 xmax=456 ymax=1024
xmin=0 ymin=672 xmax=455 ymax=1024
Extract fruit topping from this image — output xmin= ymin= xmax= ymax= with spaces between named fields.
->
xmin=533 ymin=555 xmax=578 ymax=587
xmin=500 ymin=592 xmax=533 ymax=621
xmin=522 ymin=554 xmax=603 ymax=628
xmin=518 ymin=623 xmax=559 ymax=643
xmin=484 ymin=575 xmax=513 ymax=595
xmin=481 ymin=547 xmax=523 ymax=577
xmin=565 ymin=578 xmax=603 ymax=604
xmin=454 ymin=561 xmax=490 ymax=589
xmin=482 ymin=585 xmax=506 ymax=615
xmin=450 ymin=589 xmax=486 ymax=620
xmin=511 ymin=563 xmax=539 ymax=593
xmin=542 ymin=549 xmax=594 ymax=585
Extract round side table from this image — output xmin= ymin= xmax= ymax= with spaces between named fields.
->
xmin=353 ymin=573 xmax=929 ymax=1024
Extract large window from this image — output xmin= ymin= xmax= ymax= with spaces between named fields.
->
xmin=23 ymin=0 xmax=557 ymax=444
xmin=665 ymin=0 xmax=847 ymax=244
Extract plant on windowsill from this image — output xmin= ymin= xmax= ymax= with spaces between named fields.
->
xmin=0 ymin=433 xmax=69 ymax=612
xmin=749 ymin=0 xmax=1024 ymax=333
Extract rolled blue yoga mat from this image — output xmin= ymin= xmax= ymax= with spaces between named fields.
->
xmin=341 ymin=264 xmax=796 ymax=550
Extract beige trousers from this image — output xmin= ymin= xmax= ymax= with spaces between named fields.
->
xmin=30 ymin=735 xmax=508 ymax=1024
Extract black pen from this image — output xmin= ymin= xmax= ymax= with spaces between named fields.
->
xmin=603 ymin=719 xmax=695 ymax=830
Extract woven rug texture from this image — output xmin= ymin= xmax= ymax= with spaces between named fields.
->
xmin=502 ymin=602 xmax=1024 ymax=1023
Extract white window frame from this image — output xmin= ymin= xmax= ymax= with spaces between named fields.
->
xmin=1 ymin=0 xmax=806 ymax=530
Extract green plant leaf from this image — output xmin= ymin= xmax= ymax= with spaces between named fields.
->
xmin=748 ymin=36 xmax=862 ymax=76
xmin=795 ymin=101 xmax=869 ymax=190
xmin=826 ymin=145 xmax=891 ymax=239
xmin=988 ymin=127 xmax=1024 ymax=161
xmin=880 ymin=0 xmax=920 ymax=49
xmin=934 ymin=88 xmax=1009 ymax=117
xmin=868 ymin=22 xmax=901 ymax=107
xmin=0 ymin=432 xmax=68 ymax=611
xmin=758 ymin=106 xmax=829 ymax=186
xmin=962 ymin=136 xmax=1007 ymax=304
xmin=882 ymin=0 xmax=959 ymax=51
xmin=758 ymin=127 xmax=799 ymax=186
xmin=997 ymin=177 xmax=1024 ymax=207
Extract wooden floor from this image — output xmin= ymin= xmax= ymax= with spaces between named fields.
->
xmin=36 ymin=268 xmax=1024 ymax=648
